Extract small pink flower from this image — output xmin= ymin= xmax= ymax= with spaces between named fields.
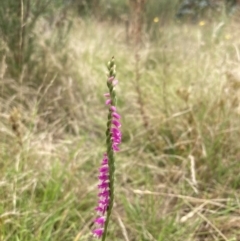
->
xmin=98 ymin=199 xmax=110 ymax=206
xmin=92 ymin=228 xmax=104 ymax=238
xmin=113 ymin=79 xmax=118 ymax=86
xmin=112 ymin=112 xmax=121 ymax=119
xmin=112 ymin=144 xmax=120 ymax=152
xmin=102 ymin=156 xmax=108 ymax=165
xmin=112 ymin=138 xmax=121 ymax=145
xmin=98 ymin=174 xmax=109 ymax=181
xmin=104 ymin=93 xmax=110 ymax=97
xmin=94 ymin=216 xmax=106 ymax=226
xmin=105 ymin=99 xmax=111 ymax=105
xmin=98 ymin=190 xmax=109 ymax=197
xmin=95 ymin=206 xmax=104 ymax=213
xmin=111 ymin=127 xmax=121 ymax=134
xmin=110 ymin=106 xmax=117 ymax=112
xmin=99 ymin=166 xmax=109 ymax=173
xmin=112 ymin=120 xmax=121 ymax=128
xmin=108 ymin=76 xmax=114 ymax=82
xmin=98 ymin=183 xmax=109 ymax=189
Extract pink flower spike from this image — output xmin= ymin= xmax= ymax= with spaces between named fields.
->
xmin=92 ymin=228 xmax=104 ymax=238
xmin=112 ymin=112 xmax=121 ymax=119
xmin=93 ymin=60 xmax=121 ymax=238
xmin=104 ymin=93 xmax=110 ymax=97
xmin=105 ymin=99 xmax=111 ymax=105
xmin=110 ymin=106 xmax=117 ymax=112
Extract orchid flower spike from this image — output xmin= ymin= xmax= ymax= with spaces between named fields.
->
xmin=92 ymin=57 xmax=122 ymax=240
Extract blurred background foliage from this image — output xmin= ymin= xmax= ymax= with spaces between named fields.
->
xmin=0 ymin=0 xmax=233 ymax=77
xmin=0 ymin=0 xmax=64 ymax=74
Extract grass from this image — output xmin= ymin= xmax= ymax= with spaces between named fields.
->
xmin=1 ymin=12 xmax=240 ymax=241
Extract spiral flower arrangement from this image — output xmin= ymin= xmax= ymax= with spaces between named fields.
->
xmin=92 ymin=57 xmax=121 ymax=240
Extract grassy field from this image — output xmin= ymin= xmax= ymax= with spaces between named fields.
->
xmin=1 ymin=10 xmax=240 ymax=241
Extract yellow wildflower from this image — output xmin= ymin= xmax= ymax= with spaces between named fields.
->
xmin=199 ymin=21 xmax=205 ymax=26
xmin=153 ymin=17 xmax=159 ymax=23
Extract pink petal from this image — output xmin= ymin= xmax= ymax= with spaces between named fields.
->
xmin=99 ymin=179 xmax=109 ymax=186
xmin=98 ymin=199 xmax=110 ymax=206
xmin=105 ymin=99 xmax=111 ymax=105
xmin=98 ymin=190 xmax=109 ymax=197
xmin=102 ymin=160 xmax=108 ymax=165
xmin=113 ymin=79 xmax=118 ymax=86
xmin=95 ymin=206 xmax=104 ymax=213
xmin=112 ymin=131 xmax=121 ymax=137
xmin=102 ymin=156 xmax=108 ymax=165
xmin=112 ymin=112 xmax=121 ymax=119
xmin=108 ymin=76 xmax=114 ymax=82
xmin=92 ymin=228 xmax=104 ymax=238
xmin=98 ymin=174 xmax=108 ymax=181
xmin=110 ymin=106 xmax=117 ymax=112
xmin=94 ymin=216 xmax=105 ymax=226
xmin=112 ymin=134 xmax=121 ymax=141
xmin=112 ymin=131 xmax=121 ymax=138
xmin=112 ymin=120 xmax=121 ymax=128
xmin=98 ymin=182 xmax=109 ymax=189
xmin=112 ymin=144 xmax=120 ymax=152
xmin=95 ymin=206 xmax=107 ymax=215
xmin=99 ymin=166 xmax=109 ymax=173
xmin=112 ymin=139 xmax=121 ymax=145
xmin=111 ymin=127 xmax=121 ymax=135
xmin=104 ymin=93 xmax=110 ymax=97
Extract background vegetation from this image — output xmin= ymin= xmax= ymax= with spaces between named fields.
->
xmin=1 ymin=0 xmax=240 ymax=240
